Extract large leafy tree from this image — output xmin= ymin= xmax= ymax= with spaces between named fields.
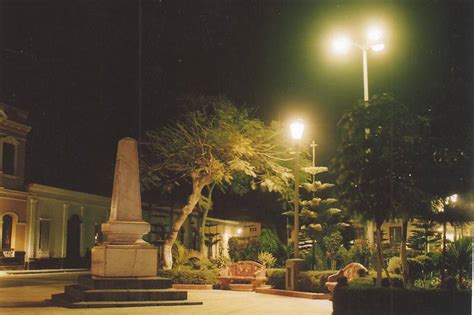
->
xmin=332 ymin=94 xmax=430 ymax=287
xmin=142 ymin=96 xmax=293 ymax=269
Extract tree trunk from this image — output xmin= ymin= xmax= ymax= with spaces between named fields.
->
xmin=375 ymin=223 xmax=390 ymax=287
xmin=400 ymin=218 xmax=411 ymax=288
xmin=163 ymin=176 xmax=210 ymax=270
xmin=200 ymin=207 xmax=210 ymax=256
xmin=440 ymin=221 xmax=447 ymax=286
xmin=375 ymin=223 xmax=383 ymax=287
xmin=199 ymin=184 xmax=216 ymax=256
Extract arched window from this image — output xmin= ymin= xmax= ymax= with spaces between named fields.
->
xmin=2 ymin=215 xmax=13 ymax=250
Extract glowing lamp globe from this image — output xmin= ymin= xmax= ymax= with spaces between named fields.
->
xmin=290 ymin=120 xmax=305 ymax=140
xmin=332 ymin=37 xmax=351 ymax=54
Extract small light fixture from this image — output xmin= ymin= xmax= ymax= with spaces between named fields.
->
xmin=237 ymin=228 xmax=242 ymax=235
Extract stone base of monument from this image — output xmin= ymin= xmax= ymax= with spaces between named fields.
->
xmin=91 ymin=244 xmax=158 ymax=277
xmin=50 ymin=275 xmax=203 ymax=308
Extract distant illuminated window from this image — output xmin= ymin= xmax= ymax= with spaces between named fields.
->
xmin=2 ymin=142 xmax=15 ymax=175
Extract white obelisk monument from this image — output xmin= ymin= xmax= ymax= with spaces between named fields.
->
xmin=91 ymin=137 xmax=157 ymax=277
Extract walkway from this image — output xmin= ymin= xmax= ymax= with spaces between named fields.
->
xmin=0 ymin=271 xmax=332 ymax=315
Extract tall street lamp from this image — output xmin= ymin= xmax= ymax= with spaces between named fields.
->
xmin=332 ymin=26 xmax=385 ymax=101
xmin=290 ymin=120 xmax=304 ymax=258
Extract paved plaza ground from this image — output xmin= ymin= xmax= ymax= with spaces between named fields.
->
xmin=0 ymin=271 xmax=332 ymax=315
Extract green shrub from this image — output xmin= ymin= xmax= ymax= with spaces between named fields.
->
xmin=387 ymin=256 xmax=402 ymax=275
xmin=408 ymin=257 xmax=424 ymax=280
xmin=210 ymin=255 xmax=231 ymax=270
xmin=333 ymin=287 xmax=472 ymax=315
xmin=299 ymin=270 xmax=337 ymax=293
xmin=267 ymin=269 xmax=286 ymax=289
xmin=336 ymin=246 xmax=351 ymax=269
xmin=259 ymin=229 xmax=280 ymax=254
xmin=228 ymin=237 xmax=241 ymax=261
xmin=228 ymin=237 xmax=261 ymax=262
xmin=258 ymin=251 xmax=276 ymax=268
xmin=414 ymin=254 xmax=435 ymax=274
xmin=348 ymin=242 xmax=372 ymax=268
xmin=157 ymin=269 xmax=218 ymax=285
xmin=267 ymin=269 xmax=337 ymax=292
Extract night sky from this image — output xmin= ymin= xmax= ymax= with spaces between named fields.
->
xmin=1 ymin=0 xmax=472 ymax=204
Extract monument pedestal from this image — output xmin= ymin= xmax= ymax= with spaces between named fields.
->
xmin=91 ymin=244 xmax=158 ymax=277
xmin=50 ymin=138 xmax=201 ymax=307
xmin=50 ymin=275 xmax=202 ymax=308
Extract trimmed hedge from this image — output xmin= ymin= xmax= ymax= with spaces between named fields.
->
xmin=157 ymin=269 xmax=218 ymax=285
xmin=333 ymin=287 xmax=472 ymax=315
xmin=267 ymin=269 xmax=337 ymax=293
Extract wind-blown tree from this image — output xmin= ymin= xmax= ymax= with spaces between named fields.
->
xmin=142 ymin=96 xmax=293 ymax=269
xmin=333 ymin=94 xmax=430 ymax=287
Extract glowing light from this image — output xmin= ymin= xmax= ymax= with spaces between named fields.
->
xmin=332 ymin=37 xmax=351 ymax=54
xmin=290 ymin=120 xmax=305 ymax=140
xmin=449 ymin=194 xmax=458 ymax=203
xmin=236 ymin=228 xmax=242 ymax=235
xmin=367 ymin=27 xmax=383 ymax=42
xmin=371 ymin=43 xmax=385 ymax=52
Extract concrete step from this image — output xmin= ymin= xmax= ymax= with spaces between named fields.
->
xmin=78 ymin=275 xmax=172 ymax=290
xmin=64 ymin=285 xmax=187 ymax=302
xmin=50 ymin=293 xmax=202 ymax=308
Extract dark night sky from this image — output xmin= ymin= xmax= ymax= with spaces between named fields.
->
xmin=1 ymin=0 xmax=472 ymax=202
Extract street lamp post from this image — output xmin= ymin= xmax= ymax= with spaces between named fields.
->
xmin=286 ymin=120 xmax=305 ymax=291
xmin=290 ymin=120 xmax=304 ymax=258
xmin=332 ymin=27 xmax=385 ymax=101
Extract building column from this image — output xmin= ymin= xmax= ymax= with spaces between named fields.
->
xmin=26 ymin=199 xmax=38 ymax=260
xmin=61 ymin=204 xmax=70 ymax=258
xmin=80 ymin=206 xmax=85 ymax=257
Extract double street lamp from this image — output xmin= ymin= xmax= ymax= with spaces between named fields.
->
xmin=332 ymin=27 xmax=385 ymax=101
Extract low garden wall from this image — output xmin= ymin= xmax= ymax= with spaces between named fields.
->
xmin=332 ymin=287 xmax=472 ymax=315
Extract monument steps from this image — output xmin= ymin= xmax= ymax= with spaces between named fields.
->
xmin=64 ymin=285 xmax=188 ymax=302
xmin=78 ymin=275 xmax=172 ymax=290
xmin=50 ymin=293 xmax=202 ymax=308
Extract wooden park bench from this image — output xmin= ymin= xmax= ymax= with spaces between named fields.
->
xmin=325 ymin=262 xmax=368 ymax=293
xmin=218 ymin=261 xmax=267 ymax=290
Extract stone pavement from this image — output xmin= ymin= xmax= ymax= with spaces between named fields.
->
xmin=0 ymin=272 xmax=333 ymax=315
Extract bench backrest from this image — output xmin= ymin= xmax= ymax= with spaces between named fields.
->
xmin=327 ymin=262 xmax=368 ymax=282
xmin=342 ymin=262 xmax=367 ymax=280
xmin=228 ymin=261 xmax=264 ymax=277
